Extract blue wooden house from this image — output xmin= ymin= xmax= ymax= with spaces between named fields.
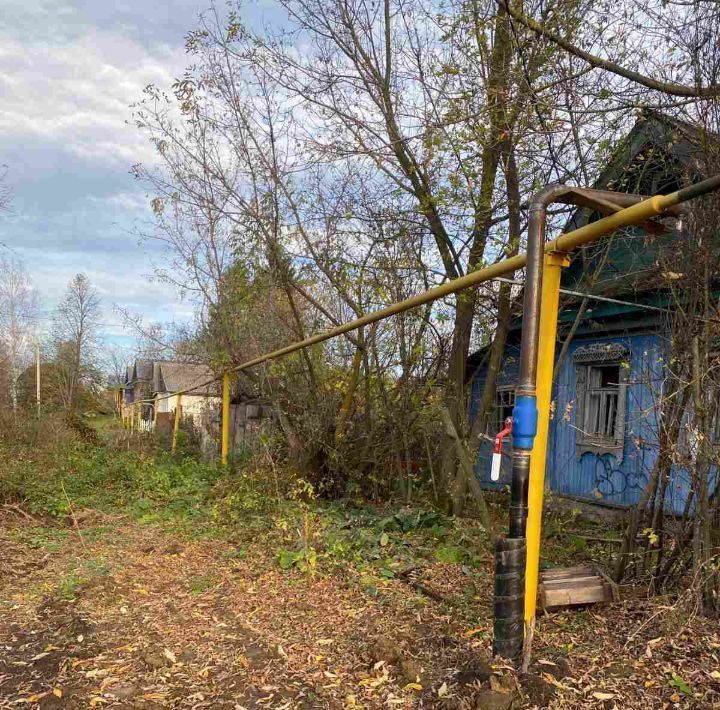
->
xmin=468 ymin=111 xmax=709 ymax=513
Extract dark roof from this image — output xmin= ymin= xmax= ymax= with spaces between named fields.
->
xmin=157 ymin=362 xmax=220 ymax=396
xmin=467 ymin=111 xmax=709 ymax=374
xmin=561 ymin=109 xmax=712 ymax=299
xmin=132 ymin=360 xmax=154 ymax=382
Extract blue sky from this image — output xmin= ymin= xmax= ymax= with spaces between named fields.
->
xmin=0 ymin=0 xmax=276 ymax=350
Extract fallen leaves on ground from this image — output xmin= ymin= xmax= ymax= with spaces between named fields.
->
xmin=1 ymin=509 xmax=719 ymax=708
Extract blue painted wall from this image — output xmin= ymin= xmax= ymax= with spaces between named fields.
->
xmin=470 ymin=330 xmax=700 ymax=513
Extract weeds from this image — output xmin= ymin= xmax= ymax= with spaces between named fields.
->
xmin=1 ymin=417 xmax=617 ymax=586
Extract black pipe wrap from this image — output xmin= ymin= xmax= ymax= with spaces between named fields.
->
xmin=493 ymin=537 xmax=526 ymax=660
xmin=508 ymin=451 xmax=531 ymax=538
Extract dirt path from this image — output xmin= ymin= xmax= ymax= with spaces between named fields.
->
xmin=2 ymin=510 xmax=720 ymax=709
xmin=0 ymin=512 xmax=507 ymax=709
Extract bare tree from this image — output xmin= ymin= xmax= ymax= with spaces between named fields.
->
xmin=0 ymin=256 xmax=37 ymax=415
xmin=51 ymin=274 xmax=102 ymax=413
xmin=103 ymin=342 xmax=133 ymax=388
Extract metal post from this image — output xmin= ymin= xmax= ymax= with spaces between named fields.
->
xmin=524 ymin=252 xmax=569 ymax=637
xmin=172 ymin=394 xmax=182 ymax=454
xmin=36 ymin=344 xmax=41 ymax=418
xmin=153 ymin=395 xmax=159 ymax=431
xmin=221 ymin=373 xmax=230 ymax=465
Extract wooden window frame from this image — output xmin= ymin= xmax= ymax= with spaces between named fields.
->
xmin=574 ymin=343 xmax=629 ymax=461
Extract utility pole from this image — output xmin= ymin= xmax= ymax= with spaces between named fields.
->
xmin=36 ymin=343 xmax=41 ymax=418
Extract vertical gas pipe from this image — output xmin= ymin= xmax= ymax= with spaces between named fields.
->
xmin=221 ymin=373 xmax=230 ymax=466
xmin=493 ymin=186 xmax=559 ymax=661
xmin=491 ymin=182 xmax=695 ymax=660
xmin=172 ymin=394 xmax=183 ymax=455
xmin=524 ymin=251 xmax=570 ymax=635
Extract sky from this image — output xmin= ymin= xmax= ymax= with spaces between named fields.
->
xmin=0 ymin=0 xmax=274 ymax=351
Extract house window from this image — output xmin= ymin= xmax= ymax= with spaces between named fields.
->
xmin=585 ymin=364 xmax=621 ymax=439
xmin=494 ymin=387 xmax=515 ymax=433
xmin=574 ymin=344 xmax=629 ymax=460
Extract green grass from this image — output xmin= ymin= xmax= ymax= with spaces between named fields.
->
xmin=188 ymin=573 xmax=218 ymax=595
xmin=1 ymin=419 xmax=621 ymax=591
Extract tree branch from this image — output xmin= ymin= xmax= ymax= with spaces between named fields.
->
xmin=502 ymin=0 xmax=720 ymax=98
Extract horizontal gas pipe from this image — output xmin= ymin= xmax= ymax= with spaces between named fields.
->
xmin=124 ymin=174 xmax=720 ymax=412
xmin=493 ymin=175 xmax=720 ymax=662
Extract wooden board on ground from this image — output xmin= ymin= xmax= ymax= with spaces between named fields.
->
xmin=539 ymin=565 xmax=617 ymax=610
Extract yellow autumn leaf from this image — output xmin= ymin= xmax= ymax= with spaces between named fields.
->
xmin=53 ymin=688 xmax=63 ymax=698
xmin=404 ymin=682 xmax=422 ymax=692
xmin=26 ymin=692 xmax=49 ymax=703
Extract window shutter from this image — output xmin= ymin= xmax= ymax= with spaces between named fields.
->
xmin=614 ymin=363 xmax=629 ymax=460
xmin=575 ymin=364 xmax=587 ymax=435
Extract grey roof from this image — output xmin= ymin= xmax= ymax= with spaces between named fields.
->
xmin=152 ymin=362 xmax=163 ymax=394
xmin=133 ymin=360 xmax=154 ymax=382
xmin=157 ymin=362 xmax=220 ymax=396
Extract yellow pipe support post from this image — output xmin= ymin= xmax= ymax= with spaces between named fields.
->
xmin=153 ymin=396 xmax=159 ymax=430
xmin=221 ymin=373 xmax=230 ymax=466
xmin=524 ymin=251 xmax=570 ymax=643
xmin=172 ymin=394 xmax=182 ymax=454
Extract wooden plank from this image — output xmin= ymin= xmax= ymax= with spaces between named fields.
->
xmin=593 ymin=565 xmax=620 ymax=602
xmin=541 ymin=582 xmax=611 ymax=610
xmin=542 ymin=576 xmax=602 ymax=590
xmin=540 ymin=565 xmax=593 ymax=579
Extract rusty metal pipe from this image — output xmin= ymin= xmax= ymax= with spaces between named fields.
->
xmin=497 ymin=181 xmax=689 ymax=660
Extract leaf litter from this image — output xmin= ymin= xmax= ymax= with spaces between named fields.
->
xmin=1 ymin=507 xmax=720 ymax=708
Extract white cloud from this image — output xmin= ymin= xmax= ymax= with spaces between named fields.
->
xmin=0 ymin=0 xmax=225 ymax=349
xmin=0 ymin=28 xmax=184 ymax=167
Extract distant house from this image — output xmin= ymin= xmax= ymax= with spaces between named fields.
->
xmin=122 ymin=359 xmax=268 ymax=455
xmin=152 ymin=361 xmax=221 ymax=418
xmin=122 ymin=359 xmax=219 ymax=434
xmin=469 ymin=110 xmax=714 ymax=513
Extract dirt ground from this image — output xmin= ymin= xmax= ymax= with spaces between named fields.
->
xmin=1 ymin=509 xmax=720 ymax=709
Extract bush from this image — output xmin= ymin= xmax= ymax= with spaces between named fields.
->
xmin=0 ymin=416 xmax=221 ymax=519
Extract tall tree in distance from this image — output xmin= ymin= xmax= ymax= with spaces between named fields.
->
xmin=0 ymin=255 xmax=37 ymax=416
xmin=52 ymin=274 xmax=102 ymax=413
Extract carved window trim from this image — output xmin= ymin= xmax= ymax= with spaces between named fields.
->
xmin=573 ymin=344 xmax=630 ymax=461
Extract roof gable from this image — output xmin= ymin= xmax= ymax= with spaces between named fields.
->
xmin=156 ymin=362 xmax=219 ymax=396
xmin=131 ymin=360 xmax=153 ymax=382
xmin=561 ymin=111 xmax=709 ymax=300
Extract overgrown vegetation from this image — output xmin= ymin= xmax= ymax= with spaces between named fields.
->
xmin=0 ymin=415 xmax=632 ymax=584
xmin=4 ymin=417 xmax=720 ymax=707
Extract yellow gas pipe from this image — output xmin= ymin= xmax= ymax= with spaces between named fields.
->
xmin=524 ymin=252 xmax=570 ymax=632
xmin=172 ymin=394 xmax=183 ymax=454
xmin=221 ymin=373 xmax=230 ymax=466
